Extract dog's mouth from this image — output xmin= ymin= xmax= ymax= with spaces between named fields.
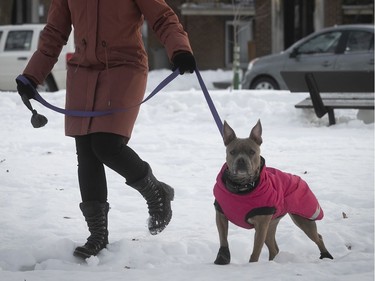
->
xmin=233 ymin=159 xmax=251 ymax=175
xmin=227 ymin=156 xmax=263 ymax=185
xmin=227 ymin=167 xmax=258 ymax=186
xmin=229 ymin=160 xmax=259 ymax=183
xmin=230 ymin=165 xmax=254 ymax=180
xmin=233 ymin=169 xmax=250 ymax=176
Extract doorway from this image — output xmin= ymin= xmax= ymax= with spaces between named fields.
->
xmin=283 ymin=0 xmax=315 ymax=49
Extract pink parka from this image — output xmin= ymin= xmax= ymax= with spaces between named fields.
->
xmin=23 ymin=0 xmax=193 ymax=138
xmin=213 ymin=163 xmax=324 ymax=229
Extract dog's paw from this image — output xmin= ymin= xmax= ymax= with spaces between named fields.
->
xmin=320 ymin=251 xmax=334 ymax=260
xmin=214 ymin=246 xmax=231 ymax=265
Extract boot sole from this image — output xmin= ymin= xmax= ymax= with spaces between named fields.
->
xmin=149 ymin=209 xmax=172 ymax=235
xmin=73 ymin=248 xmax=93 ymax=259
xmin=73 ymin=244 xmax=107 ymax=259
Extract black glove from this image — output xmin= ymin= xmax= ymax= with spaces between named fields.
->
xmin=16 ymin=74 xmax=37 ymax=100
xmin=172 ymin=52 xmax=196 ymax=75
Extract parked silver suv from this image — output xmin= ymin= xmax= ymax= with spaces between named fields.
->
xmin=242 ymin=24 xmax=374 ymax=90
xmin=0 ymin=24 xmax=74 ymax=92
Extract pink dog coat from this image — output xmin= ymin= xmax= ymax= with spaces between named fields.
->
xmin=213 ymin=163 xmax=323 ymax=229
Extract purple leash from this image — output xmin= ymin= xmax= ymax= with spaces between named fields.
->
xmin=16 ymin=69 xmax=180 ymax=117
xmin=194 ymin=68 xmax=224 ymax=136
xmin=16 ymin=68 xmax=223 ymax=136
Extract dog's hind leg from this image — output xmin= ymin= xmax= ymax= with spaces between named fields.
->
xmin=290 ymin=214 xmax=333 ymax=259
xmin=214 ymin=210 xmax=231 ymax=265
xmin=265 ymin=217 xmax=281 ymax=260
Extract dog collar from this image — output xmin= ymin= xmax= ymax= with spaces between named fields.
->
xmin=222 ymin=170 xmax=259 ymax=194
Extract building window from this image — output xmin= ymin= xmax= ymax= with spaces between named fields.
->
xmin=225 ymin=20 xmax=253 ymax=68
xmin=342 ymin=0 xmax=374 ymax=24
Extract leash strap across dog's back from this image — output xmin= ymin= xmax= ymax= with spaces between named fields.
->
xmin=17 ymin=67 xmax=223 ymax=136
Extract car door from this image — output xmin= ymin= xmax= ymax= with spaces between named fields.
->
xmin=0 ymin=29 xmax=36 ymax=91
xmin=283 ymin=30 xmax=343 ymax=71
xmin=335 ymin=30 xmax=374 ymax=71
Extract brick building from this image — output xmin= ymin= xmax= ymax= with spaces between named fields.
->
xmin=0 ymin=0 xmax=50 ymax=24
xmin=177 ymin=0 xmax=373 ymax=70
xmin=0 ymin=0 xmax=373 ymax=70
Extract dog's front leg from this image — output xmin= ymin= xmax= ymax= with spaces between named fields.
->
xmin=248 ymin=214 xmax=273 ymax=262
xmin=214 ymin=211 xmax=231 ymax=265
xmin=216 ymin=211 xmax=229 ymax=247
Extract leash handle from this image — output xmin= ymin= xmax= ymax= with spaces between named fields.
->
xmin=194 ymin=68 xmax=223 ymax=137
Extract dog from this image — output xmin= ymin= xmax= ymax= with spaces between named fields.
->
xmin=213 ymin=120 xmax=333 ymax=265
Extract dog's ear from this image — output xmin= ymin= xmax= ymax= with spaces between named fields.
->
xmin=249 ymin=119 xmax=262 ymax=145
xmin=223 ymin=121 xmax=236 ymax=146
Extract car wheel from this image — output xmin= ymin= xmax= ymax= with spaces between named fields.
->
xmin=251 ymin=77 xmax=279 ymax=90
xmin=37 ymin=74 xmax=58 ymax=92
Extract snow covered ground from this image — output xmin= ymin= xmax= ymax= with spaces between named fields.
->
xmin=0 ymin=69 xmax=373 ymax=281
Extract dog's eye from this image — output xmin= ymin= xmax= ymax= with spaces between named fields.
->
xmin=249 ymin=149 xmax=255 ymax=156
xmin=230 ymin=149 xmax=236 ymax=155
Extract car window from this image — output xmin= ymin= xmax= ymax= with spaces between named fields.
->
xmin=0 ymin=31 xmax=3 ymax=41
xmin=5 ymin=30 xmax=33 ymax=51
xmin=297 ymin=31 xmax=342 ymax=55
xmin=345 ymin=30 xmax=374 ymax=53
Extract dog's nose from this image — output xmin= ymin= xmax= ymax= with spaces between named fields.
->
xmin=237 ymin=158 xmax=245 ymax=165
xmin=236 ymin=158 xmax=247 ymax=171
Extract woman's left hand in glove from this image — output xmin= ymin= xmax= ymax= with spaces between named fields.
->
xmin=172 ymin=52 xmax=196 ymax=75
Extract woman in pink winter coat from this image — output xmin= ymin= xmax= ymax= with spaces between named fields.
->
xmin=18 ymin=0 xmax=196 ymax=259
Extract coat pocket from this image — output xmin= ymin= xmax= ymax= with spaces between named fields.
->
xmin=107 ymin=47 xmax=147 ymax=69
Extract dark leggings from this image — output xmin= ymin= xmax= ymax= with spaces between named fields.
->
xmin=75 ymin=133 xmax=147 ymax=203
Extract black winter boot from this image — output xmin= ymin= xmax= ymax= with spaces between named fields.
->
xmin=128 ymin=164 xmax=174 ymax=235
xmin=73 ymin=201 xmax=109 ymax=259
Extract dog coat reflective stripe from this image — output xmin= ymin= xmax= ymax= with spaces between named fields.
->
xmin=213 ymin=163 xmax=324 ymax=229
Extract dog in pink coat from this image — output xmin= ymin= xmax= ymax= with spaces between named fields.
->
xmin=213 ymin=120 xmax=333 ymax=265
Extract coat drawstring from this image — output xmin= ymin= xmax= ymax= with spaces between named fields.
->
xmin=102 ymin=40 xmax=111 ymax=107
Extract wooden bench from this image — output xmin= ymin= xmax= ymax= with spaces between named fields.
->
xmin=280 ymin=71 xmax=374 ymax=125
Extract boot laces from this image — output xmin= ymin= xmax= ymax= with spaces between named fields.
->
xmin=144 ymin=180 xmax=167 ymax=213
xmin=85 ymin=213 xmax=107 ymax=248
